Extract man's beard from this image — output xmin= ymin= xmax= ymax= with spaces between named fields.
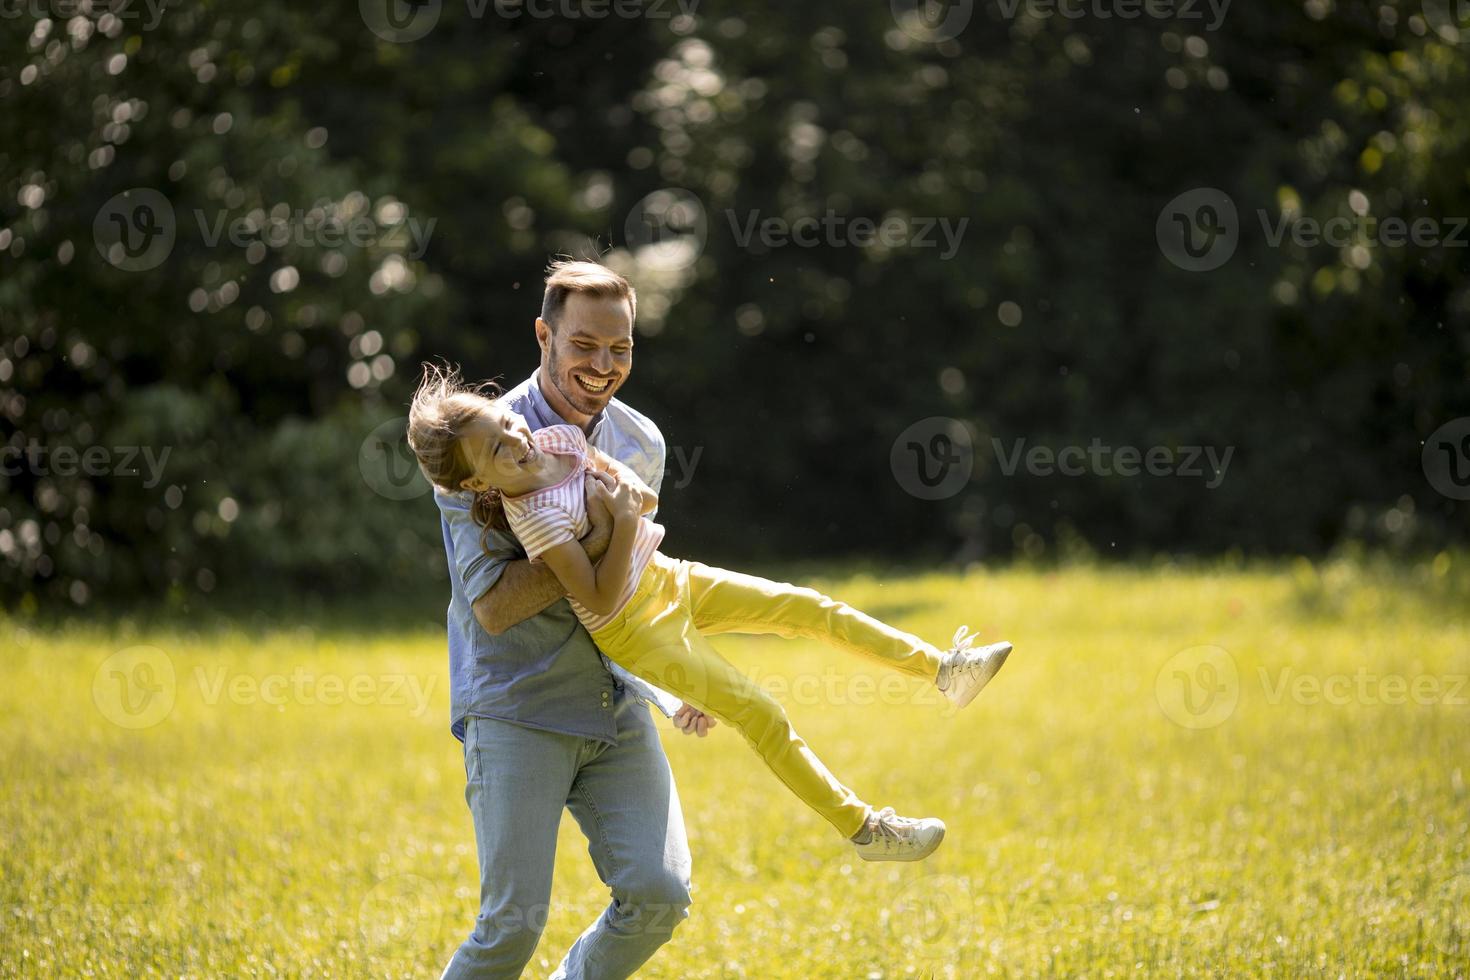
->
xmin=549 ymin=349 xmax=617 ymax=414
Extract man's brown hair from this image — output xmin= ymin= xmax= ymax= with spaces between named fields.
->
xmin=539 ymin=259 xmax=637 ymax=327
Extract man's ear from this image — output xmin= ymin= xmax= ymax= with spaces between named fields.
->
xmin=534 ymin=317 xmax=552 ymax=355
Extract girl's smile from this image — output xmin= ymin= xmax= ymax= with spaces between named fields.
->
xmin=457 ymin=406 xmax=561 ymax=495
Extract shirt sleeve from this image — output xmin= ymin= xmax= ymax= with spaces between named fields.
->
xmin=511 ymin=504 xmax=580 ymax=563
xmin=537 ymin=423 xmax=589 ymax=457
xmin=644 ymin=426 xmax=667 ymax=498
xmin=436 ymin=490 xmax=520 ymax=604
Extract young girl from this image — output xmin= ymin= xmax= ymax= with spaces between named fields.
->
xmin=407 ymin=367 xmax=1013 ymax=861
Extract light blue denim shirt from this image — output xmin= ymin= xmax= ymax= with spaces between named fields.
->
xmin=438 ymin=370 xmax=681 ymax=743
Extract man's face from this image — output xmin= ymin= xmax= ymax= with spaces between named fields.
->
xmin=537 ymin=293 xmax=634 ymax=421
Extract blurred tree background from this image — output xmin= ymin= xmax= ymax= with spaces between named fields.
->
xmin=1 ymin=0 xmax=1466 ymax=607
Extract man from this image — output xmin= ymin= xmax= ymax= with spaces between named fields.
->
xmin=438 ymin=261 xmax=713 ymax=979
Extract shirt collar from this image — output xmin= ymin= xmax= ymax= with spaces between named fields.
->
xmin=528 ymin=368 xmax=606 ymax=440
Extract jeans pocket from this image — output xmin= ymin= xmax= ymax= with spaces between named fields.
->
xmin=462 ymin=717 xmax=481 ymax=784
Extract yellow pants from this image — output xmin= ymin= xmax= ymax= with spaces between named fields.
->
xmin=590 ymin=552 xmax=944 ymax=838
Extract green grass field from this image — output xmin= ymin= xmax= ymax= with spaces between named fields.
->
xmin=4 ymin=557 xmax=1469 ymax=977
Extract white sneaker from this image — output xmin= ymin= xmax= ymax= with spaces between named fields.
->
xmin=851 ymin=806 xmax=946 ymax=862
xmin=936 ymin=625 xmax=1012 ymax=709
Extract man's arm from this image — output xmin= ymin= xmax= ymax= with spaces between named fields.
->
xmin=469 ymin=475 xmax=614 ymax=636
xmin=469 ymin=561 xmax=566 ymax=637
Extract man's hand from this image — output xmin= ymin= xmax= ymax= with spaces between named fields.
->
xmin=672 ymin=703 xmax=717 ymax=737
xmin=582 ymin=471 xmax=615 ymax=563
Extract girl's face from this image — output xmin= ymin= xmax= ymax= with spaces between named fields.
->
xmin=457 ymin=404 xmax=539 ymax=493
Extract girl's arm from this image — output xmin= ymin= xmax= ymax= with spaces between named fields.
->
xmin=538 ymin=474 xmax=641 ymax=616
xmin=587 ymin=446 xmax=658 ymax=515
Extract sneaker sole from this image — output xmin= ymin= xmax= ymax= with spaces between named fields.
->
xmin=947 ymin=642 xmax=1012 ymax=710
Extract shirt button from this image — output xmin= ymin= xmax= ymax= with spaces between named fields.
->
xmin=600 ymin=691 xmax=612 ymax=709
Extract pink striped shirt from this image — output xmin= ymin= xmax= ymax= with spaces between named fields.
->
xmin=501 ymin=424 xmax=665 ymax=632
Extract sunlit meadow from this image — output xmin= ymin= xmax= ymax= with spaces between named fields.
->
xmin=4 ymin=556 xmax=1468 ymax=977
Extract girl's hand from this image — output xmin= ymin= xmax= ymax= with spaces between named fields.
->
xmin=581 ymin=473 xmax=615 ymax=562
xmin=584 ymin=470 xmax=615 ymax=512
xmin=584 ymin=469 xmax=617 ymax=498
xmin=608 ymin=476 xmax=640 ymax=520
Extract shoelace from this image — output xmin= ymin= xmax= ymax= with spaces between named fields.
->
xmin=937 ymin=626 xmax=979 ymax=691
xmin=869 ymin=806 xmax=913 ymax=848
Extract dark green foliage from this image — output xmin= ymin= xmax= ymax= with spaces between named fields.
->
xmin=1 ymin=0 xmax=1465 ymax=606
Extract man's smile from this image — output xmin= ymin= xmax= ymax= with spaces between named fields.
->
xmin=574 ymin=373 xmax=615 ymax=395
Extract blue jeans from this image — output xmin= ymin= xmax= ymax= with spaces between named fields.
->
xmin=441 ymin=692 xmax=692 ymax=979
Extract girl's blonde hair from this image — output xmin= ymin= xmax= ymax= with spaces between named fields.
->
xmin=405 ymin=362 xmax=508 ymax=545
